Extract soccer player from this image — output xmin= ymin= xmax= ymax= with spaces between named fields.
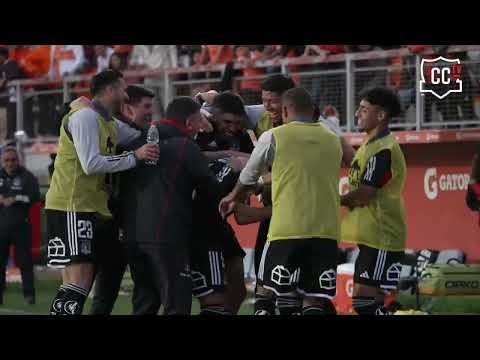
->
xmin=45 ymin=70 xmax=159 ymax=315
xmin=340 ymin=87 xmax=407 ymax=315
xmin=89 ymin=85 xmax=155 ymax=315
xmin=192 ymin=92 xmax=252 ymax=315
xmin=198 ymin=76 xmax=297 ymax=313
xmin=219 ymin=87 xmax=343 ymax=315
xmin=119 ymin=97 xmax=223 ymax=315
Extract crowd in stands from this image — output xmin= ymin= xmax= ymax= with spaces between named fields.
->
xmin=1 ymin=45 xmax=479 ymax=142
xmin=5 ymin=45 xmax=474 ymax=83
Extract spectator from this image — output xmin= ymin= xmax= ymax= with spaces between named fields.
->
xmin=200 ymin=45 xmax=234 ymax=66
xmin=279 ymin=45 xmax=304 ymax=84
xmin=200 ymin=45 xmax=235 ymax=84
xmin=112 ymin=45 xmax=134 ymax=69
xmin=44 ymin=45 xmax=86 ymax=136
xmin=17 ymin=45 xmax=53 ymax=138
xmin=129 ymin=45 xmax=178 ymax=114
xmin=48 ymin=45 xmax=85 ymax=80
xmin=95 ymin=45 xmax=114 ymax=74
xmin=129 ymin=45 xmax=178 ymax=70
xmin=109 ymin=52 xmax=128 ymax=72
xmin=301 ymin=45 xmax=346 ymax=121
xmin=177 ymin=45 xmax=201 ymax=68
xmin=18 ymin=45 xmax=50 ymax=79
xmin=235 ymin=45 xmax=265 ymax=105
xmin=191 ymin=47 xmax=207 ymax=82
xmin=0 ymin=47 xmax=28 ymax=140
xmin=112 ymin=45 xmax=134 ymax=55
xmin=262 ymin=45 xmax=283 ymax=74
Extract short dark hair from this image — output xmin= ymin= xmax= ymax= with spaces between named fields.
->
xmin=282 ymin=87 xmax=314 ymax=115
xmin=90 ymin=69 xmax=124 ymax=96
xmin=360 ymin=87 xmax=402 ymax=119
xmin=165 ymin=96 xmax=201 ymax=124
xmin=126 ymin=85 xmax=155 ymax=105
xmin=261 ymin=74 xmax=295 ymax=95
xmin=2 ymin=146 xmax=18 ymax=156
xmin=212 ymin=91 xmax=246 ymax=116
xmin=0 ymin=47 xmax=9 ymax=59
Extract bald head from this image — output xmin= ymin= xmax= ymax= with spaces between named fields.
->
xmin=281 ymin=87 xmax=315 ymax=123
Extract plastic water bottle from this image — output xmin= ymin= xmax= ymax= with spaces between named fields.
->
xmin=146 ymin=122 xmax=159 ymax=165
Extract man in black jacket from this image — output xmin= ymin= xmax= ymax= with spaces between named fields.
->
xmin=0 ymin=147 xmax=40 ymax=305
xmin=89 ymin=85 xmax=155 ymax=315
xmin=120 ymin=96 xmax=223 ymax=315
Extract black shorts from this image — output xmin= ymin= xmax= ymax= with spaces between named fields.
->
xmin=223 ymin=232 xmax=246 ymax=260
xmin=354 ymin=244 xmax=404 ymax=291
xmin=190 ymin=225 xmax=245 ymax=298
xmin=257 ymin=238 xmax=338 ymax=299
xmin=191 ymin=248 xmax=226 ymax=298
xmin=46 ymin=209 xmax=113 ymax=268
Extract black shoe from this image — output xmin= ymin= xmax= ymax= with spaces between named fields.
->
xmin=25 ymin=296 xmax=35 ymax=305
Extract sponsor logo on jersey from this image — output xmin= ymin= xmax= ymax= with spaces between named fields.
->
xmin=359 ymin=271 xmax=370 ymax=279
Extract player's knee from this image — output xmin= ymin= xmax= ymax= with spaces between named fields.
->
xmin=50 ymin=283 xmax=89 ymax=315
xmin=256 ymin=285 xmax=274 ymax=297
xmin=302 ymin=297 xmax=336 ymax=315
xmin=62 ymin=263 xmax=95 ymax=290
xmin=199 ymin=291 xmax=226 ymax=307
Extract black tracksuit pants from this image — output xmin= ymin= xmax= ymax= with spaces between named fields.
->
xmin=127 ymin=242 xmax=192 ymax=315
xmin=0 ymin=223 xmax=35 ymax=299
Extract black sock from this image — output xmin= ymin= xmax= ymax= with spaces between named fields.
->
xmin=200 ymin=305 xmax=226 ymax=315
xmin=254 ymin=294 xmax=275 ymax=315
xmin=352 ymin=296 xmax=390 ymax=315
xmin=276 ymin=296 xmax=302 ymax=315
xmin=59 ymin=284 xmax=88 ymax=315
xmin=302 ymin=300 xmax=337 ymax=315
xmin=50 ymin=286 xmax=68 ymax=315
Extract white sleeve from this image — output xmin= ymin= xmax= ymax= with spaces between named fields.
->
xmin=319 ymin=116 xmax=342 ymax=136
xmin=68 ymin=109 xmax=137 ymax=175
xmin=115 ymin=119 xmax=142 ymax=146
xmin=244 ymin=105 xmax=266 ymax=130
xmin=239 ymin=130 xmax=276 ymax=185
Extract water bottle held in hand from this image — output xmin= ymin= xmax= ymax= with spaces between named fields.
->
xmin=146 ymin=122 xmax=159 ymax=165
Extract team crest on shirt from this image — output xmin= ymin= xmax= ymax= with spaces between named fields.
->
xmin=48 ymin=237 xmax=66 ymax=257
xmin=319 ymin=269 xmax=337 ymax=290
xmin=191 ymin=271 xmax=208 ymax=291
xmin=0 ymin=179 xmax=3 ymax=187
xmin=386 ymin=263 xmax=402 ymax=282
xmin=271 ymin=265 xmax=293 ymax=286
xmin=13 ymin=177 xmax=21 ymax=187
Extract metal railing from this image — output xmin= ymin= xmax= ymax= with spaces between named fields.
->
xmin=2 ymin=44 xmax=480 ymax=147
